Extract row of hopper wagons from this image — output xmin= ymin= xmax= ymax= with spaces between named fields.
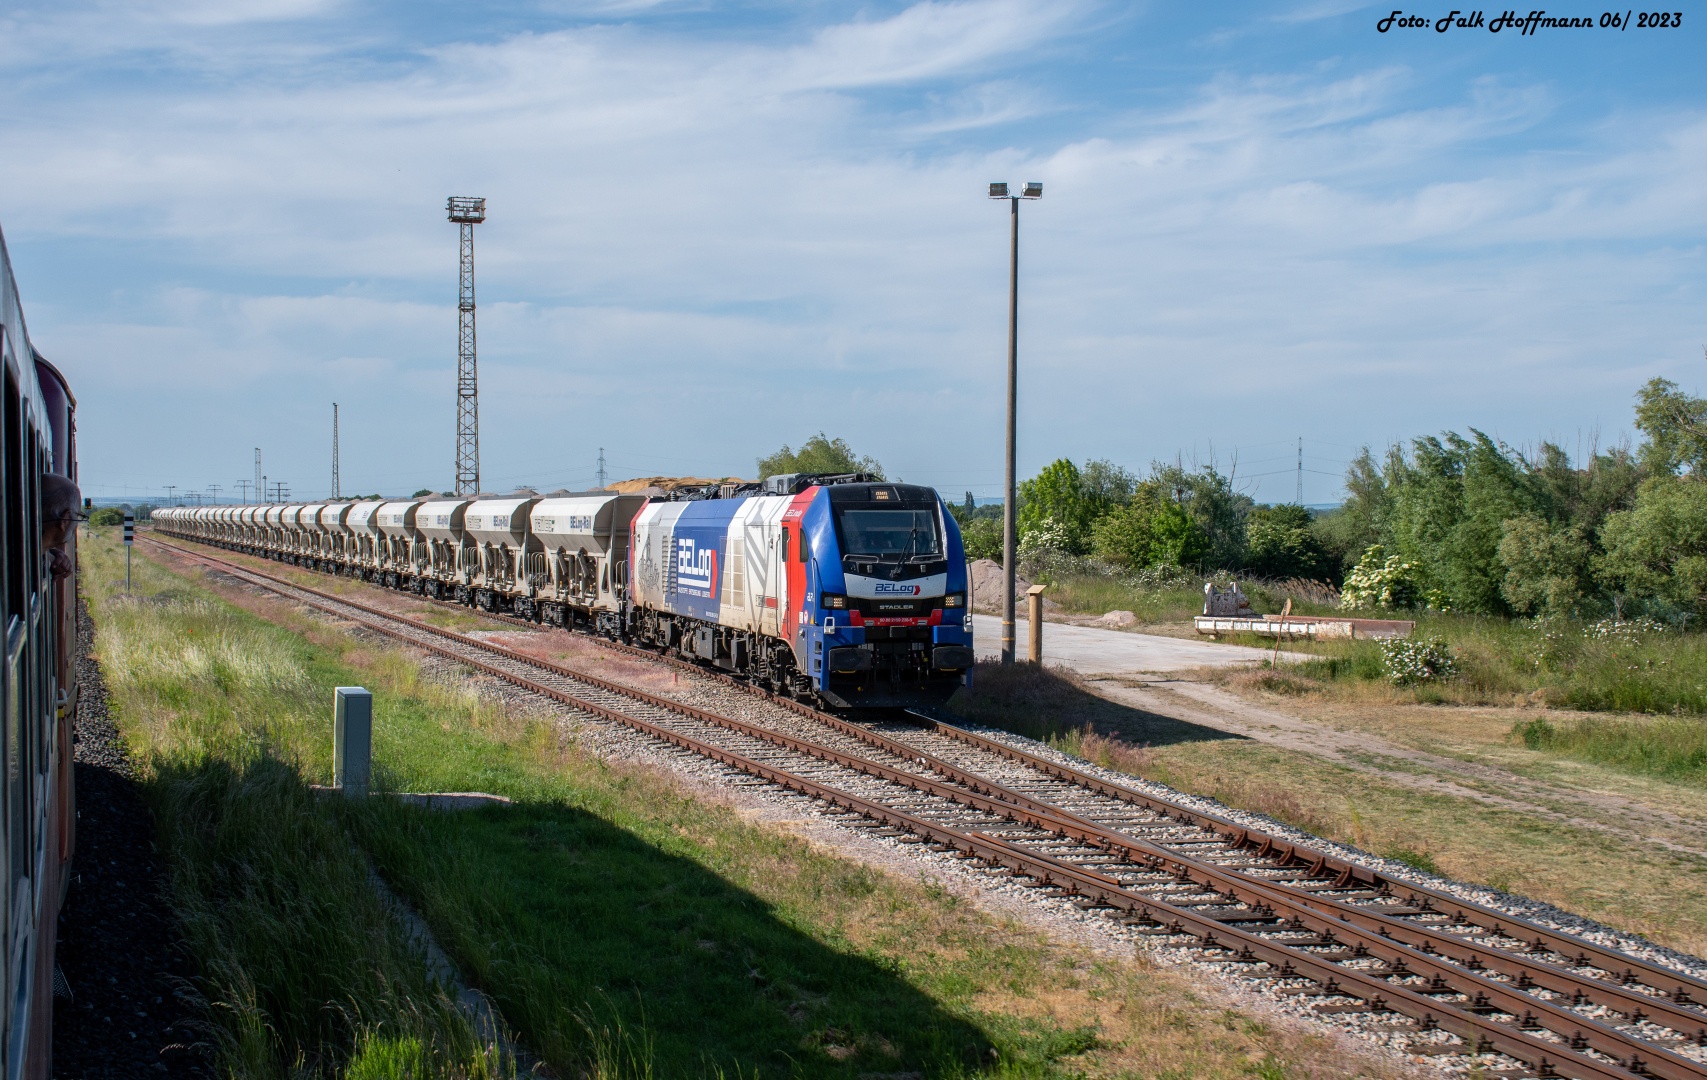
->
xmin=155 ymin=491 xmax=642 ymax=632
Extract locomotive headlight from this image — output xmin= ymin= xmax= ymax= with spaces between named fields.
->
xmin=822 ymin=593 xmax=848 ymax=609
xmin=943 ymin=593 xmax=965 ymax=608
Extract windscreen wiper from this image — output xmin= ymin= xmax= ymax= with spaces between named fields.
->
xmin=890 ymin=524 xmax=920 ymax=579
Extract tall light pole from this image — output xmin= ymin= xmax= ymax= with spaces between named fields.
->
xmin=331 ymin=402 xmax=340 ymax=500
xmin=989 ymin=180 xmax=1042 ymax=666
xmin=447 ymin=196 xmax=486 ymax=496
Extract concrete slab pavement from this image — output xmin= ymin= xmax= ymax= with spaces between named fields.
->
xmin=970 ymin=613 xmax=1274 ymax=674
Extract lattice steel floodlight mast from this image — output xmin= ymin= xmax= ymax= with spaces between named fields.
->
xmin=447 ymin=196 xmax=486 ymax=496
xmin=332 ymin=403 xmax=340 ymax=500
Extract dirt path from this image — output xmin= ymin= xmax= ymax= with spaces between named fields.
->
xmin=1087 ymin=677 xmax=1707 ymax=858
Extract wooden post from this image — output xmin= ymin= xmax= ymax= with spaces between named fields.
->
xmin=1027 ymin=584 xmax=1047 ymax=663
xmin=335 ymin=686 xmax=372 ymax=797
xmin=1271 ymin=598 xmax=1292 ymax=668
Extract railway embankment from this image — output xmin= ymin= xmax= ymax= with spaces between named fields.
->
xmin=80 ymin=527 xmax=1421 ymax=1080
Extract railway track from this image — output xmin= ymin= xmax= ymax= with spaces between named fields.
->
xmin=143 ymin=534 xmax=1707 ymax=1080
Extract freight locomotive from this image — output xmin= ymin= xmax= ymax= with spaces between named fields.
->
xmin=156 ymin=475 xmax=975 ymax=708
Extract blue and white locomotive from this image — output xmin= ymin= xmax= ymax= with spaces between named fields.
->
xmin=627 ymin=477 xmax=974 ymax=707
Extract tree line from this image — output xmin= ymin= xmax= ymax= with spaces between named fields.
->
xmin=944 ymin=378 xmax=1707 ymax=618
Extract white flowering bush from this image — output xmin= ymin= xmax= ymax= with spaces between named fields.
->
xmin=1017 ymin=518 xmax=1073 ymax=560
xmin=1130 ymin=563 xmax=1198 ymax=591
xmin=1381 ymin=636 xmax=1459 ymax=686
xmin=1583 ymin=616 xmax=1667 ymax=646
xmin=1340 ymin=545 xmax=1424 ymax=610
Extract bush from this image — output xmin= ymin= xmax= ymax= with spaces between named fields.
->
xmin=1244 ymin=505 xmax=1333 ymax=582
xmin=1340 ymin=545 xmax=1423 ymax=610
xmin=1090 ymin=498 xmax=1207 ymax=569
xmin=1018 ymin=518 xmax=1073 ymax=561
xmin=1583 ymin=616 xmax=1668 ymax=645
xmin=1017 ymin=459 xmax=1104 ymax=555
xmin=89 ymin=506 xmax=125 ymax=526
xmin=1498 ymin=514 xmax=1594 ymax=616
xmin=1381 ymin=636 xmax=1459 ymax=686
xmin=961 ymin=517 xmax=1003 ymax=562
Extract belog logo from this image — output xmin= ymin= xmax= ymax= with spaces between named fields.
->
xmin=874 ymin=583 xmax=921 ymax=595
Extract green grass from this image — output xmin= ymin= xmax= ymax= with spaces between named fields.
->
xmin=1035 ymin=575 xmax=1340 ymax=625
xmin=1512 ymin=715 xmax=1707 ymax=782
xmin=1205 ymin=609 xmax=1707 ymax=727
xmin=100 ymin=530 xmax=1390 ymax=1080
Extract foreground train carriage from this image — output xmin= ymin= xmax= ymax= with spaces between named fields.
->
xmin=0 ymin=223 xmax=80 ymax=1077
xmin=160 ymin=475 xmax=973 ymax=709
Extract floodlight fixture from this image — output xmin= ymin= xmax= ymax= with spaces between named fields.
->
xmin=988 ymin=182 xmax=1008 ymax=198
xmin=447 ymin=196 xmax=487 ymax=224
xmin=1022 ymin=181 xmax=1043 ymax=198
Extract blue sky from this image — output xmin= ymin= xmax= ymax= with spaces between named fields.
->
xmin=2 ymin=0 xmax=1701 ymax=504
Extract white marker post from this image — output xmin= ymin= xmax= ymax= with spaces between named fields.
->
xmin=123 ymin=512 xmax=134 ymax=593
xmin=334 ymin=686 xmax=372 ymax=797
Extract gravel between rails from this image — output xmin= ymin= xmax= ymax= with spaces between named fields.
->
xmin=53 ymin=600 xmax=213 ymax=1078
xmin=164 ymin=543 xmax=1707 ymax=1078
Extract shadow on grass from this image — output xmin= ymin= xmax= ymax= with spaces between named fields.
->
xmin=353 ymin=796 xmax=1016 ymax=1079
xmin=945 ymin=660 xmax=1248 ymax=749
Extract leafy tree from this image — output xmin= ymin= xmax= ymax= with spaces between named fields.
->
xmin=1383 ymin=431 xmax=1539 ymax=615
xmin=1079 ymin=459 xmax=1139 ymax=505
xmin=1498 ymin=514 xmax=1595 ymax=616
xmin=89 ymin=506 xmax=125 ymax=526
xmin=1314 ymin=446 xmax=1399 ymax=574
xmin=757 ymin=434 xmax=884 ymax=481
xmin=1245 ymin=504 xmax=1333 ymax=581
xmin=412 ymin=489 xmax=434 ymax=498
xmin=1149 ymin=462 xmax=1250 ymax=569
xmin=1017 ymin=459 xmax=1110 ymax=555
xmin=1598 ymin=476 xmax=1707 ymax=610
xmin=1091 ymin=494 xmax=1207 ymax=569
xmin=1633 ymin=376 xmax=1707 ymax=476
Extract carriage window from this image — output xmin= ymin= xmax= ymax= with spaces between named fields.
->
xmin=780 ymin=527 xmax=790 ymax=564
xmin=799 ymin=532 xmax=809 ymax=563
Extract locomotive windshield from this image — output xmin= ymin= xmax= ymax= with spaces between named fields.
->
xmin=835 ymin=509 xmax=942 ymax=557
